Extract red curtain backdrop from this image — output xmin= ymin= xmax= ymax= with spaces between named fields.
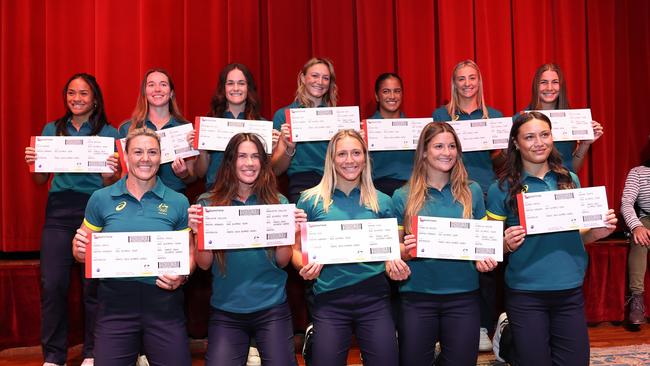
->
xmin=1 ymin=0 xmax=649 ymax=251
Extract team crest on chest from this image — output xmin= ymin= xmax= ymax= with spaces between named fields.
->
xmin=158 ymin=203 xmax=169 ymax=215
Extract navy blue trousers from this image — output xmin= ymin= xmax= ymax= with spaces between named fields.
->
xmin=205 ymin=302 xmax=297 ymax=366
xmin=93 ymin=280 xmax=190 ymax=366
xmin=506 ymin=286 xmax=589 ymax=366
xmin=40 ymin=191 xmax=98 ymax=364
xmin=398 ymin=290 xmax=480 ymax=366
xmin=310 ymin=274 xmax=398 ymax=366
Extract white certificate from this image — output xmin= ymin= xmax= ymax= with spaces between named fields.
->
xmin=287 ymin=106 xmax=360 ymax=142
xmin=362 ymin=118 xmax=432 ymax=151
xmin=411 ymin=216 xmax=503 ymax=262
xmin=116 ymin=124 xmax=199 ymax=169
xmin=197 ymin=204 xmax=296 ymax=250
xmin=194 ymin=117 xmax=273 ymax=154
xmin=529 ymin=108 xmax=594 ymax=141
xmin=300 ymin=218 xmax=400 ymax=265
xmin=517 ymin=186 xmax=608 ymax=235
xmin=30 ymin=136 xmax=115 ymax=173
xmin=446 ymin=117 xmax=512 ymax=152
xmin=86 ymin=231 xmax=190 ymax=278
xmin=156 ymin=123 xmax=200 ymax=162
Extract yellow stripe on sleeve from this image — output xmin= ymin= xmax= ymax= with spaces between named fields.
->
xmin=83 ymin=218 xmax=103 ymax=232
xmin=486 ymin=211 xmax=507 ymax=221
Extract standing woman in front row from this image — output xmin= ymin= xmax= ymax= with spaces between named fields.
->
xmin=487 ymin=112 xmax=616 ymax=365
xmin=119 ymin=68 xmax=195 ymax=193
xmin=292 ymin=129 xmax=399 ymax=366
xmin=24 ymin=73 xmax=119 ymax=366
xmin=526 ymin=63 xmax=604 ymax=173
xmin=73 ymin=128 xmax=194 ymax=365
xmin=188 ymin=133 xmax=303 ymax=366
xmin=272 ymin=57 xmax=338 ymax=203
xmin=369 ymin=72 xmax=413 ymax=196
xmin=392 ymin=122 xmax=498 ymax=366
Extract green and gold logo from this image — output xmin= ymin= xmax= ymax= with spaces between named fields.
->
xmin=115 ymin=201 xmax=127 ymax=211
xmin=158 ymin=203 xmax=169 ymax=215
xmin=521 ymin=185 xmax=529 ymax=193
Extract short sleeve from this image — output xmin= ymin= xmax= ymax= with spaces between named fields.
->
xmin=470 ymin=182 xmax=487 ymax=219
xmin=432 ymin=107 xmax=450 ymax=121
xmin=83 ymin=192 xmax=105 ymax=231
xmin=41 ymin=122 xmax=56 ymax=136
xmin=569 ymin=172 xmax=581 ymax=188
xmin=174 ymin=197 xmax=190 ymax=231
xmin=486 ymin=181 xmax=508 ymax=221
xmin=296 ymin=194 xmax=315 ymax=220
xmin=391 ymin=187 xmax=408 ymax=225
xmin=279 ymin=194 xmax=290 ymax=204
xmin=377 ymin=192 xmax=395 ymax=219
xmin=272 ymin=107 xmax=287 ymax=130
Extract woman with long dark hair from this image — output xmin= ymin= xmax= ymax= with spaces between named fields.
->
xmin=487 ymin=112 xmax=616 ymax=365
xmin=525 ymin=63 xmax=604 ymax=172
xmin=24 ymin=73 xmax=119 ymax=366
xmin=188 ymin=133 xmax=304 ymax=365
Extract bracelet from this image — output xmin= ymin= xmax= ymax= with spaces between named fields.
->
xmin=285 ymin=146 xmax=296 ymax=157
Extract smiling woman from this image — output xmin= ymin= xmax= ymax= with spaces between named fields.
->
xmin=271 ymin=58 xmax=339 ymax=203
xmin=118 ymin=68 xmax=196 ymax=193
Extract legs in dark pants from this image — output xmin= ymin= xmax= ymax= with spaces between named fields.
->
xmin=311 ymin=275 xmax=398 ymax=366
xmin=94 ymin=280 xmax=190 ymax=366
xmin=506 ymin=287 xmax=589 ymax=366
xmin=40 ymin=191 xmax=92 ymax=364
xmin=479 ymin=270 xmax=497 ymax=332
xmin=81 ymin=267 xmax=99 ymax=358
xmin=205 ymin=302 xmax=297 ymax=366
xmin=398 ymin=291 xmax=480 ymax=366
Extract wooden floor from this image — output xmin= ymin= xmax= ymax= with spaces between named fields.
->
xmin=1 ymin=322 xmax=649 ymax=366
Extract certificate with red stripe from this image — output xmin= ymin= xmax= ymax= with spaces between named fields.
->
xmin=286 ymin=106 xmax=360 ymax=142
xmin=361 ymin=118 xmax=432 ymax=151
xmin=516 ymin=186 xmax=608 ymax=235
xmin=411 ymin=216 xmax=503 ymax=261
xmin=30 ymin=135 xmax=114 ymax=173
xmin=85 ymin=231 xmax=190 ymax=278
xmin=193 ymin=116 xmax=273 ymax=154
xmin=197 ymin=204 xmax=295 ymax=250
xmin=300 ymin=218 xmax=400 ymax=265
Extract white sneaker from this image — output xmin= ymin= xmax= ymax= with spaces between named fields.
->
xmin=136 ymin=355 xmax=149 ymax=366
xmin=80 ymin=358 xmax=94 ymax=366
xmin=246 ymin=346 xmax=261 ymax=366
xmin=492 ymin=312 xmax=508 ymax=362
xmin=479 ymin=327 xmax=493 ymax=351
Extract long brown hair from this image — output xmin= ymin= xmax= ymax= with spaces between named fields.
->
xmin=498 ymin=112 xmax=576 ymax=213
xmin=206 ymin=133 xmax=279 ymax=274
xmin=403 ymin=123 xmax=472 ymax=233
xmin=128 ymin=68 xmax=187 ymax=132
xmin=527 ymin=63 xmax=569 ymax=110
xmin=208 ymin=63 xmax=262 ymax=120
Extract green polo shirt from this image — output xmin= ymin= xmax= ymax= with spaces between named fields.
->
xmin=196 ymin=193 xmax=290 ymax=313
xmin=273 ymin=101 xmax=328 ymax=177
xmin=392 ymin=182 xmax=486 ymax=294
xmin=367 ymin=110 xmax=414 ymax=181
xmin=432 ymin=106 xmax=503 ymax=194
xmin=119 ymin=118 xmax=189 ymax=192
xmin=297 ymin=187 xmax=394 ymax=295
xmin=555 ymin=141 xmax=576 ymax=172
xmin=486 ymin=170 xmax=586 ymax=291
xmin=83 ymin=176 xmax=190 ymax=285
xmin=42 ymin=120 xmax=119 ymax=195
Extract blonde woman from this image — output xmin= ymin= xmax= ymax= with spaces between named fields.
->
xmin=292 ymin=130 xmax=400 ymax=366
xmin=272 ymin=57 xmax=338 ymax=202
xmin=392 ymin=122 xmax=497 ymax=365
